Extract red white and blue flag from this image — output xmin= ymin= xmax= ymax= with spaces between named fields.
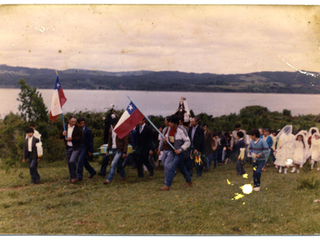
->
xmin=114 ymin=101 xmax=144 ymax=139
xmin=49 ymin=75 xmax=67 ymax=122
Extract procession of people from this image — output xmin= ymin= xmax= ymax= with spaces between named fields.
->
xmin=23 ymin=97 xmax=320 ymax=192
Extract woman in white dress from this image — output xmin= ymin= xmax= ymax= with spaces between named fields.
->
xmin=291 ymin=131 xmax=307 ymax=173
xmin=274 ymin=125 xmax=294 ymax=174
xmin=310 ymin=133 xmax=320 ymax=170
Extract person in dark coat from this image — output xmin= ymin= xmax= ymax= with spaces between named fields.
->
xmin=60 ymin=115 xmax=84 ymax=183
xmin=203 ymin=124 xmax=213 ymax=170
xmin=186 ymin=117 xmax=205 ymax=177
xmin=103 ymin=108 xmax=119 ymax=144
xmin=236 ymin=131 xmax=246 ymax=175
xmin=133 ymin=118 xmax=155 ymax=178
xmin=76 ymin=117 xmax=96 ymax=181
xmin=224 ymin=132 xmax=232 ymax=164
xmin=217 ymin=131 xmax=226 ymax=166
xmin=23 ymin=127 xmax=41 ymax=184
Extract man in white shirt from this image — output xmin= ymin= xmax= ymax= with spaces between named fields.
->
xmin=23 ymin=128 xmax=41 ymax=184
xmin=60 ymin=115 xmax=84 ymax=183
xmin=25 ymin=123 xmax=41 ymax=142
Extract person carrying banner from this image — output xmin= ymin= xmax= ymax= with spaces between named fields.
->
xmin=160 ymin=115 xmax=192 ymax=190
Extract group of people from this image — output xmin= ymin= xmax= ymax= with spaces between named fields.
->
xmin=273 ymin=125 xmax=320 ymax=174
xmin=23 ymin=117 xmax=97 ymax=184
xmin=22 ymin=112 xmax=320 ymax=192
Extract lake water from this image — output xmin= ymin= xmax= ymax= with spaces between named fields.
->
xmin=1 ymin=89 xmax=320 ymax=118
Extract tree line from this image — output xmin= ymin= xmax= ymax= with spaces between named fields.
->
xmin=0 ymin=78 xmax=318 ymax=172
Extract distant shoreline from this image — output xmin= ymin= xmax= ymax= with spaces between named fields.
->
xmin=1 ymin=64 xmax=320 ymax=94
xmin=1 ymin=87 xmax=320 ymax=95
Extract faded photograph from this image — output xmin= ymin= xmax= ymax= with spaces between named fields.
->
xmin=0 ymin=4 xmax=320 ymax=235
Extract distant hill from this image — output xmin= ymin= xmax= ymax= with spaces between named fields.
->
xmin=0 ymin=64 xmax=319 ymax=93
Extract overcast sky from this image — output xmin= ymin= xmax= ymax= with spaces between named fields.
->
xmin=0 ymin=5 xmax=319 ymax=74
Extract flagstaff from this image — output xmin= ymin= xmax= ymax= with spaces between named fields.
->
xmin=126 ymin=95 xmax=175 ymax=150
xmin=55 ymin=71 xmax=67 ymax=139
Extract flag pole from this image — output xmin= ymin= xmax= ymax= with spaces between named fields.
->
xmin=127 ymin=96 xmax=175 ymax=150
xmin=56 ymin=71 xmax=67 ymax=139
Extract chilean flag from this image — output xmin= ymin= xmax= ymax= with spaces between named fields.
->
xmin=114 ymin=101 xmax=144 ymax=139
xmin=49 ymin=75 xmax=67 ymax=122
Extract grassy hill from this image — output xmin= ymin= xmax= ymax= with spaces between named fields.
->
xmin=0 ymin=64 xmax=319 ymax=93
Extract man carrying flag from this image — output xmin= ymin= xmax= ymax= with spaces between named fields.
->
xmin=160 ymin=115 xmax=192 ymax=191
xmin=50 ymin=72 xmax=67 ymax=122
xmin=114 ymin=101 xmax=144 ymax=139
xmin=50 ymin=73 xmax=83 ymax=183
xmin=114 ymin=101 xmax=155 ymax=178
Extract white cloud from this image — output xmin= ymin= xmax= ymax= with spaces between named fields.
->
xmin=0 ymin=5 xmax=319 ymax=74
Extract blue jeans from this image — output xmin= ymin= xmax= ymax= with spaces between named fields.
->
xmin=162 ymin=150 xmax=174 ymax=183
xmin=206 ymin=154 xmax=213 ymax=170
xmin=66 ymin=147 xmax=80 ymax=179
xmin=106 ymin=149 xmax=126 ymax=182
xmin=77 ymin=148 xmax=96 ymax=178
xmin=253 ymin=160 xmax=265 ymax=187
xmin=166 ymin=152 xmax=192 ymax=188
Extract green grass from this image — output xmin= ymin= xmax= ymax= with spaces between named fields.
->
xmin=1 ymin=160 xmax=320 ymax=235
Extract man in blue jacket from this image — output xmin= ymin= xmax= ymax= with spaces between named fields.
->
xmin=77 ymin=117 xmax=96 ymax=181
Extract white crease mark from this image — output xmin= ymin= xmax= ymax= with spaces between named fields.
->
xmin=278 ymin=55 xmax=320 ymax=78
xmin=32 ymin=25 xmax=50 ymax=33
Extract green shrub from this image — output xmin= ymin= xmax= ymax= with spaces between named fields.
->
xmin=297 ymin=177 xmax=320 ymax=190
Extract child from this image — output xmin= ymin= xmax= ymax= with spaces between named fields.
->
xmin=248 ymin=129 xmax=270 ymax=191
xmin=236 ymin=131 xmax=246 ymax=175
xmin=310 ymin=133 xmax=320 ymax=170
xmin=291 ymin=132 xmax=307 ymax=173
xmin=23 ymin=128 xmax=41 ymax=184
xmin=260 ymin=128 xmax=273 ymax=170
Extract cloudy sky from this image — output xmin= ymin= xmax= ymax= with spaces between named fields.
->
xmin=0 ymin=4 xmax=319 ymax=74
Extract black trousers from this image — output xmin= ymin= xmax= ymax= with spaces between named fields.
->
xmin=236 ymin=159 xmax=246 ymax=175
xmin=28 ymin=153 xmax=40 ymax=183
xmin=132 ymin=150 xmax=154 ymax=178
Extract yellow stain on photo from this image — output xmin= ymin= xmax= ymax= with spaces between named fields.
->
xmin=240 ymin=184 xmax=253 ymax=194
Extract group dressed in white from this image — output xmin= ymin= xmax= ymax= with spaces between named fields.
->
xmin=273 ymin=125 xmax=320 ymax=174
